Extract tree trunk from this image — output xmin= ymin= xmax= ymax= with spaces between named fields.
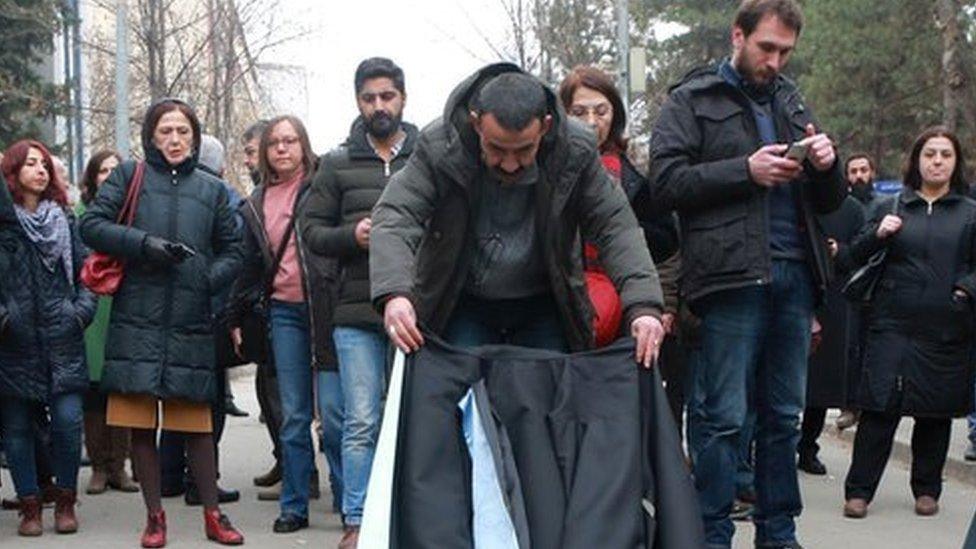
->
xmin=935 ymin=0 xmax=964 ymax=132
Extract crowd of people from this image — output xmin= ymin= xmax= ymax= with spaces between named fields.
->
xmin=0 ymin=0 xmax=973 ymax=547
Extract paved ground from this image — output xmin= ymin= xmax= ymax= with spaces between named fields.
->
xmin=0 ymin=368 xmax=972 ymax=547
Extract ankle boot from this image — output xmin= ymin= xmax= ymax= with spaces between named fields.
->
xmin=141 ymin=509 xmax=167 ymax=548
xmin=54 ymin=488 xmax=79 ymax=534
xmin=18 ymin=495 xmax=43 ymax=536
xmin=204 ymin=508 xmax=244 ymax=545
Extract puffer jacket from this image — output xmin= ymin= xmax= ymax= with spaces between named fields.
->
xmin=0 ymin=211 xmax=96 ymax=401
xmin=302 ymin=117 xmax=418 ymax=329
xmin=80 ymin=98 xmax=241 ymax=403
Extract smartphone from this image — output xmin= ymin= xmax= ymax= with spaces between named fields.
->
xmin=166 ymin=242 xmax=197 ymax=260
xmin=785 ymin=142 xmax=808 ymax=162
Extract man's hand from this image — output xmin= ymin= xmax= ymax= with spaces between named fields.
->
xmin=803 ymin=123 xmax=836 ymax=172
xmin=354 ymin=217 xmax=372 ymax=249
xmin=384 ymin=296 xmax=424 ymax=353
xmin=631 ymin=315 xmax=665 ymax=369
xmin=230 ymin=327 xmax=243 ymax=358
xmin=748 ymin=144 xmax=802 ymax=188
xmin=661 ymin=312 xmax=676 ymax=336
xmin=826 ymin=238 xmax=839 ymax=258
xmin=876 ymin=215 xmax=902 ymax=239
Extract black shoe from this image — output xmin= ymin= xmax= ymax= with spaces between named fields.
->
xmin=253 ymin=463 xmax=282 ymax=487
xmin=273 ymin=514 xmax=309 ymax=533
xmin=797 ymin=454 xmax=827 ymax=476
xmin=225 ymin=399 xmax=249 ymax=418
xmin=184 ymin=485 xmax=241 ymax=506
xmin=756 ymin=542 xmax=803 ymax=549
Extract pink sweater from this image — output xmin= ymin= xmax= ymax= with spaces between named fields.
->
xmin=263 ymin=170 xmax=305 ymax=303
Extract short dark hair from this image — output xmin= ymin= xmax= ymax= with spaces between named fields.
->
xmin=81 ymin=149 xmax=122 ymax=205
xmin=845 ymin=152 xmax=876 ymax=173
xmin=558 ymin=65 xmax=627 ymax=154
xmin=144 ymin=99 xmax=201 ymax=153
xmin=734 ymin=0 xmax=803 ymax=37
xmin=472 ymin=73 xmax=548 ymax=131
xmin=258 ymin=115 xmax=317 ymax=185
xmin=242 ymin=120 xmax=269 ymax=144
xmin=902 ymin=126 xmax=968 ymax=195
xmin=354 ymin=57 xmax=405 ymax=96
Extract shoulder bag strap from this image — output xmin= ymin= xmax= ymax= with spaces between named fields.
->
xmin=116 ymin=161 xmax=146 ymax=226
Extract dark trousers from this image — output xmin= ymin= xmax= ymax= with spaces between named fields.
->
xmin=659 ymin=336 xmax=687 ymax=438
xmin=798 ymin=407 xmax=827 ymax=458
xmin=160 ymin=372 xmax=228 ymax=490
xmin=844 ymin=410 xmax=951 ymax=502
xmin=256 ymin=360 xmax=283 ymax=464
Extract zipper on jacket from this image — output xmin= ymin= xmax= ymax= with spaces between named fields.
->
xmin=293 ymin=190 xmax=320 ymax=366
xmin=896 ymin=375 xmax=904 ymax=393
xmin=384 ymin=161 xmax=391 ymax=178
xmin=159 ymin=171 xmax=180 ymax=388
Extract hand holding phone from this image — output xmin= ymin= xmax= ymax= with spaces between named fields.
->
xmin=785 ymin=141 xmax=809 ymax=163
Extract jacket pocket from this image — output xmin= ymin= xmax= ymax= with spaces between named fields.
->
xmin=694 ymin=98 xmax=748 ymax=159
xmin=683 ymin=206 xmax=749 ymax=277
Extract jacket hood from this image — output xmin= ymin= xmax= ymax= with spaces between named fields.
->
xmin=141 ymin=97 xmax=202 ymax=174
xmin=344 ymin=116 xmax=420 ymax=159
xmin=442 ymin=62 xmax=567 ymax=159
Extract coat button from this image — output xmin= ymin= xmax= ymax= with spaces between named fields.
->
xmin=432 ymin=230 xmax=442 ymax=240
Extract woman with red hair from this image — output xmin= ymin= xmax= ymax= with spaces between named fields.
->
xmin=0 ymin=139 xmax=95 ymax=537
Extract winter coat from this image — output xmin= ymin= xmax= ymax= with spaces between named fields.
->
xmin=807 ymin=196 xmax=865 ymax=408
xmin=0 ymin=211 xmax=96 ymax=401
xmin=849 ymin=190 xmax=976 ymax=417
xmin=80 ymin=98 xmax=242 ymax=403
xmin=228 ymin=181 xmax=338 ymax=371
xmin=649 ymin=64 xmax=846 ymax=307
xmin=301 ymin=117 xmax=418 ymax=329
xmin=370 ymin=63 xmax=663 ymax=352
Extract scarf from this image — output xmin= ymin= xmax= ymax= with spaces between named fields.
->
xmin=14 ymin=200 xmax=73 ymax=288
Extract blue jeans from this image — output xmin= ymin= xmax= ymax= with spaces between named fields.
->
xmin=1 ymin=393 xmax=83 ymax=496
xmin=333 ymin=326 xmax=388 ymax=526
xmin=690 ymin=260 xmax=813 ymax=548
xmin=442 ymin=293 xmax=569 ymax=351
xmin=316 ymin=370 xmax=344 ymax=513
xmin=968 ymin=380 xmax=976 ymax=444
xmin=270 ymin=300 xmax=315 ymax=519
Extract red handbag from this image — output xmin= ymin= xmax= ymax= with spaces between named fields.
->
xmin=80 ymin=162 xmax=146 ymax=295
xmin=583 ymin=243 xmax=623 ymax=347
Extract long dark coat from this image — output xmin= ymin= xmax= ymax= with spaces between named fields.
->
xmin=80 ymin=98 xmax=241 ymax=403
xmin=0 ymin=212 xmax=96 ymax=401
xmin=807 ymin=196 xmax=865 ymax=408
xmin=848 ymin=190 xmax=976 ymax=417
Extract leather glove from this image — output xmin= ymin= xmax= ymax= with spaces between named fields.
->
xmin=143 ymin=235 xmax=189 ymax=266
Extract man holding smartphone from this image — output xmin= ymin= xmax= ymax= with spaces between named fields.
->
xmin=650 ymin=1 xmax=845 ymax=548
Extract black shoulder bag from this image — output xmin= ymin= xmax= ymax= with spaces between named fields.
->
xmin=841 ymin=195 xmax=900 ymax=304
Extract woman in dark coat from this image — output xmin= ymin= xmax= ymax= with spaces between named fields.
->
xmin=843 ymin=127 xmax=976 ymax=519
xmin=80 ymin=98 xmax=244 ymax=546
xmin=0 ymin=139 xmax=95 ymax=536
xmin=797 ymin=194 xmax=865 ymax=475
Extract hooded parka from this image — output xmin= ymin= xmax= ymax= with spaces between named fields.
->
xmin=80 ymin=98 xmax=242 ymax=403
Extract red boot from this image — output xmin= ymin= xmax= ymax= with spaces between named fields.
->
xmin=17 ymin=495 xmax=43 ymax=537
xmin=54 ymin=488 xmax=79 ymax=534
xmin=204 ymin=508 xmax=244 ymax=545
xmin=141 ymin=509 xmax=167 ymax=548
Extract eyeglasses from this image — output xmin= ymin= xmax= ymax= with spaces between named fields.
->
xmin=359 ymin=90 xmax=400 ymax=104
xmin=267 ymin=136 xmax=300 ymax=149
xmin=568 ymin=103 xmax=612 ymax=118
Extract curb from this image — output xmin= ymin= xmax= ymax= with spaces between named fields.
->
xmin=827 ymin=426 xmax=976 ymax=488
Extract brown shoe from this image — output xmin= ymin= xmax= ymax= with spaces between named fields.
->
xmin=87 ymin=470 xmax=109 ymax=495
xmin=915 ymin=495 xmax=939 ymax=516
xmin=18 ymin=495 xmax=43 ymax=536
xmin=54 ymin=488 xmax=79 ymax=534
xmin=108 ymin=471 xmax=140 ymax=493
xmin=843 ymin=498 xmax=868 ymax=519
xmin=338 ymin=525 xmax=360 ymax=549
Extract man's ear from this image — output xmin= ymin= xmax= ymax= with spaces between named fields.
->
xmin=540 ymin=114 xmax=553 ymax=137
xmin=469 ymin=111 xmax=482 ymax=134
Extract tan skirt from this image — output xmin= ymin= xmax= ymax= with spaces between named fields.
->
xmin=106 ymin=393 xmax=213 ymax=433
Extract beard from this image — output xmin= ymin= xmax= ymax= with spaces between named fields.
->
xmin=734 ymin=53 xmax=776 ymax=91
xmin=849 ymin=181 xmax=874 ymax=202
xmin=366 ymin=110 xmax=401 ymax=139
